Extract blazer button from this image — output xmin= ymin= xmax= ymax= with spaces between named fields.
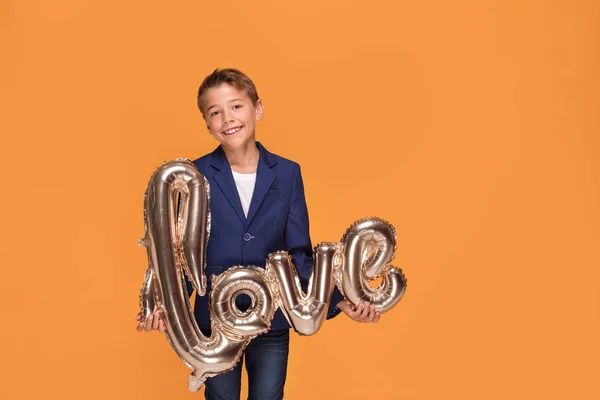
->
xmin=243 ymin=232 xmax=253 ymax=242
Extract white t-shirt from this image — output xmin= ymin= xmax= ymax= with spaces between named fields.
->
xmin=231 ymin=170 xmax=257 ymax=217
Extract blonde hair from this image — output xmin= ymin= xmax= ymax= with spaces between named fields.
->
xmin=197 ymin=68 xmax=259 ymax=118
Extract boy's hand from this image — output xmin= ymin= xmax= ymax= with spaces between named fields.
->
xmin=135 ymin=310 xmax=166 ymax=333
xmin=337 ymin=300 xmax=380 ymax=323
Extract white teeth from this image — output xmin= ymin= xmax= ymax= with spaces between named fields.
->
xmin=224 ymin=127 xmax=241 ymax=135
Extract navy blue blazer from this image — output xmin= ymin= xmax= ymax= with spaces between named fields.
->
xmin=189 ymin=142 xmax=344 ymax=332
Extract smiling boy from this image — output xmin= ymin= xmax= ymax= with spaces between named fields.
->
xmin=137 ymin=68 xmax=380 ymax=400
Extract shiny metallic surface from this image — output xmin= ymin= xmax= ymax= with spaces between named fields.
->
xmin=138 ymin=268 xmax=158 ymax=320
xmin=340 ymin=218 xmax=407 ymax=313
xmin=138 ymin=161 xmax=408 ymax=390
xmin=266 ymin=243 xmax=339 ymax=336
xmin=210 ymin=266 xmax=276 ymax=337
xmin=138 ymin=159 xmax=248 ymax=391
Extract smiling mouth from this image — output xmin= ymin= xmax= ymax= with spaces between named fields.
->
xmin=223 ymin=126 xmax=242 ymax=135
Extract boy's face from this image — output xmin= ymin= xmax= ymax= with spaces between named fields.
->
xmin=203 ymin=83 xmax=263 ymax=151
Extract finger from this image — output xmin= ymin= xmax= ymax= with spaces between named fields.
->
xmin=348 ymin=310 xmax=362 ymax=321
xmin=136 ymin=312 xmax=142 ymax=321
xmin=136 ymin=321 xmax=145 ymax=332
xmin=158 ymin=320 xmax=166 ymax=333
xmin=368 ymin=305 xmax=376 ymax=322
xmin=352 ymin=303 xmax=366 ymax=320
xmin=360 ymin=302 xmax=372 ymax=321
xmin=367 ymin=311 xmax=376 ymax=322
xmin=152 ymin=312 xmax=160 ymax=330
xmin=374 ymin=312 xmax=381 ymax=323
xmin=144 ymin=315 xmax=154 ymax=332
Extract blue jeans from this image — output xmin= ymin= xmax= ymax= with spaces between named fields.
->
xmin=202 ymin=329 xmax=290 ymax=400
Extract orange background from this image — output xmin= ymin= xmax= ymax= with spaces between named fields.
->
xmin=2 ymin=0 xmax=599 ymax=399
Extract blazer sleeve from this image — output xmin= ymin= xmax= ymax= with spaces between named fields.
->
xmin=285 ymin=163 xmax=343 ymax=320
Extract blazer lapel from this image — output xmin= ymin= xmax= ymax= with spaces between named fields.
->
xmin=245 ymin=142 xmax=277 ymax=228
xmin=209 ymin=147 xmax=247 ymax=224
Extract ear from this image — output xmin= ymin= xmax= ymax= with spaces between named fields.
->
xmin=255 ymin=99 xmax=264 ymax=121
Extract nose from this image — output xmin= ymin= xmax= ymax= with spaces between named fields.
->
xmin=222 ymin=108 xmax=234 ymax=125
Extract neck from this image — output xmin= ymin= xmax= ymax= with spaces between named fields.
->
xmin=223 ymin=142 xmax=260 ymax=173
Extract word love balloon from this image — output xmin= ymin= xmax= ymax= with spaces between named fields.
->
xmin=137 ymin=159 xmax=407 ymax=391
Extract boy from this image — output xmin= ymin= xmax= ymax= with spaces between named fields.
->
xmin=137 ymin=68 xmax=380 ymax=400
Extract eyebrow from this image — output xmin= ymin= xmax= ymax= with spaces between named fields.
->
xmin=206 ymin=98 xmax=244 ymax=113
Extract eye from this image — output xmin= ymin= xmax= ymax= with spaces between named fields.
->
xmin=232 ymin=104 xmax=242 ymax=110
xmin=209 ymin=110 xmax=220 ymax=117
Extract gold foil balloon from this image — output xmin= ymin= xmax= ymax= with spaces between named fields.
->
xmin=138 ymin=159 xmax=251 ymax=392
xmin=137 ymin=160 xmax=408 ymax=391
xmin=210 ymin=266 xmax=276 ymax=336
xmin=338 ymin=218 xmax=407 ymax=313
xmin=266 ymin=243 xmax=340 ymax=336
